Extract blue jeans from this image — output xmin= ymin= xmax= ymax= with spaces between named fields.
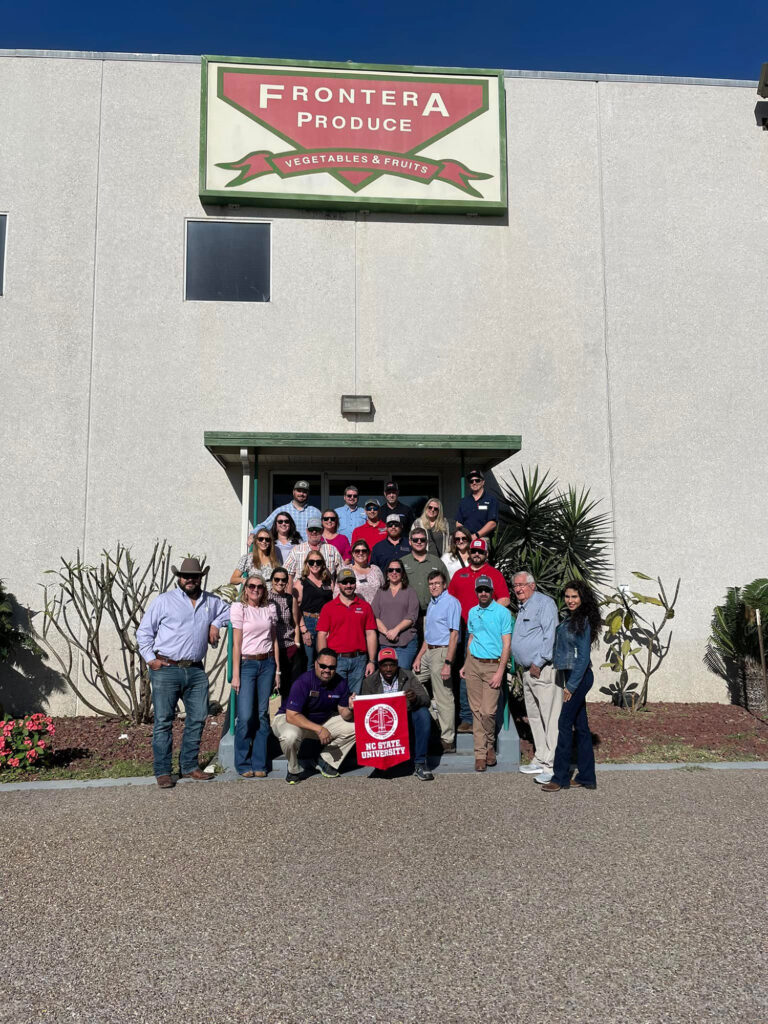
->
xmin=395 ymin=636 xmax=419 ymax=670
xmin=303 ymin=617 xmax=319 ymax=667
xmin=457 ymin=633 xmax=471 ymax=723
xmin=552 ymin=667 xmax=596 ymax=787
xmin=337 ymin=652 xmax=367 ymax=695
xmin=410 ymin=705 xmax=431 ymax=764
xmin=150 ymin=664 xmax=210 ymax=776
xmin=234 ymin=657 xmax=277 ymax=773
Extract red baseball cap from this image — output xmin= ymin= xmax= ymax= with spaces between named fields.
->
xmin=378 ymin=647 xmax=398 ymax=663
xmin=469 ymin=538 xmax=488 ymax=552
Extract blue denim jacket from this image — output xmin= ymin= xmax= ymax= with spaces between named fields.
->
xmin=553 ymin=615 xmax=592 ymax=692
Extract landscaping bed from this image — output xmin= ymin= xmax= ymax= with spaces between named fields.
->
xmin=1 ymin=703 xmax=768 ymax=783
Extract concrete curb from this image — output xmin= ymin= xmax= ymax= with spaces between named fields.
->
xmin=2 ymin=759 xmax=768 ymax=792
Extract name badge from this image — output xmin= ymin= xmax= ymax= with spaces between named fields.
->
xmin=478 ymin=504 xmax=488 ymax=511
xmin=309 ymin=689 xmax=319 ymax=698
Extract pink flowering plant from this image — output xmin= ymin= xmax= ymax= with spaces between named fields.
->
xmin=0 ymin=713 xmax=55 ymax=771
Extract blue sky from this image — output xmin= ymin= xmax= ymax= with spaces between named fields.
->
xmin=2 ymin=0 xmax=766 ymax=81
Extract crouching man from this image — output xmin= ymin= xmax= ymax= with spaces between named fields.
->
xmin=271 ymin=648 xmax=356 ymax=784
xmin=354 ymin=647 xmax=434 ymax=781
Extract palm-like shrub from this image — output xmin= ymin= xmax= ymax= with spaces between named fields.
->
xmin=707 ymin=581 xmax=768 ymax=713
xmin=492 ymin=467 xmax=613 ymax=598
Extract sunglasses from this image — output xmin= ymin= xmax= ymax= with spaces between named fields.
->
xmin=476 ymin=587 xmax=492 ymax=594
xmin=454 ymin=536 xmax=468 ymax=542
xmin=468 ymin=476 xmax=482 ymax=482
xmin=246 ymin=583 xmax=264 ymax=591
xmin=387 ymin=523 xmax=401 ymax=528
xmin=256 ymin=536 xmax=271 ymax=542
xmin=317 ymin=662 xmax=336 ymax=670
xmin=179 ymin=574 xmax=202 ymax=580
xmin=426 ymin=505 xmax=439 ymax=511
xmin=387 ymin=568 xmax=403 ymax=574
xmin=272 ymin=576 xmax=288 ymax=584
xmin=339 ymin=580 xmax=356 ymax=586
xmin=411 ymin=537 xmax=427 ymax=543
xmin=352 ymin=548 xmax=368 ymax=554
xmin=322 ymin=517 xmax=337 ymax=522
xmin=276 ymin=518 xmax=290 ymax=525
xmin=307 ymin=560 xmax=323 ymax=567
xmin=307 ymin=528 xmax=322 ymax=533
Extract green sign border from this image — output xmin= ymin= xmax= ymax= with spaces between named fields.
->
xmin=199 ymin=55 xmax=507 ymax=215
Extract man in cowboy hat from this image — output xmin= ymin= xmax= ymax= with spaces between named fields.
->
xmin=136 ymin=557 xmax=231 ymax=789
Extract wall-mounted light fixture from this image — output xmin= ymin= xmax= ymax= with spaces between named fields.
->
xmin=341 ymin=394 xmax=373 ymax=415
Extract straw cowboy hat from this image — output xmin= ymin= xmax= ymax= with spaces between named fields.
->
xmin=171 ymin=557 xmax=210 ymax=578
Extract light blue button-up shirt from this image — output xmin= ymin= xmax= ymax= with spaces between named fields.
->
xmin=424 ymin=589 xmax=461 ymax=646
xmin=509 ymin=589 xmax=558 ymax=668
xmin=136 ymin=587 xmax=231 ymax=664
xmin=335 ymin=503 xmax=366 ymax=541
xmin=257 ymin=502 xmax=323 ymax=542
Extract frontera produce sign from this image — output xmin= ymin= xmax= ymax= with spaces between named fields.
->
xmin=200 ymin=57 xmax=507 ymax=213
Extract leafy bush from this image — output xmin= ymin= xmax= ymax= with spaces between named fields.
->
xmin=492 ymin=466 xmax=612 ymax=598
xmin=0 ymin=713 xmax=55 ymax=770
xmin=707 ymin=581 xmax=768 ymax=713
xmin=0 ymin=578 xmax=44 ymax=664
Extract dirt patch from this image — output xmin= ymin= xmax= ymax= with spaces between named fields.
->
xmin=513 ymin=701 xmax=768 ymax=763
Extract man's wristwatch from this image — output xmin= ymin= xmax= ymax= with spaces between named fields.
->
xmin=444 ymin=659 xmax=453 ymax=665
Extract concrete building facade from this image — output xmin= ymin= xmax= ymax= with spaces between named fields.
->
xmin=1 ymin=50 xmax=766 ymax=714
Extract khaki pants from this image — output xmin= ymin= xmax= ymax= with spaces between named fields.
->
xmin=521 ymin=664 xmax=562 ymax=772
xmin=464 ymin=654 xmax=502 ymax=760
xmin=271 ymin=713 xmax=356 ymax=774
xmin=416 ymin=645 xmax=454 ymax=743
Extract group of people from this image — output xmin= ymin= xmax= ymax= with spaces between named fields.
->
xmin=136 ymin=472 xmax=602 ymax=791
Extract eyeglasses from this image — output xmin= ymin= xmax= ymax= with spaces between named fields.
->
xmin=454 ymin=536 xmax=468 ymax=543
xmin=426 ymin=505 xmax=439 ymax=512
xmin=353 ymin=548 xmax=368 ymax=555
xmin=476 ymin=587 xmax=492 ymax=594
xmin=339 ymin=580 xmax=356 ymax=586
xmin=322 ymin=517 xmax=337 ymax=522
xmin=411 ymin=537 xmax=427 ymax=544
xmin=468 ymin=476 xmax=482 ymax=482
xmin=179 ymin=574 xmax=202 ymax=580
xmin=307 ymin=528 xmax=322 ymax=533
xmin=307 ymin=559 xmax=323 ymax=567
xmin=276 ymin=518 xmax=290 ymax=525
xmin=246 ymin=583 xmax=264 ymax=591
xmin=317 ymin=662 xmax=336 ymax=671
xmin=256 ymin=536 xmax=271 ymax=543
xmin=387 ymin=568 xmax=403 ymax=574
xmin=387 ymin=523 xmax=401 ymax=529
xmin=272 ymin=576 xmax=288 ymax=584
xmin=513 ymin=583 xmax=533 ymax=590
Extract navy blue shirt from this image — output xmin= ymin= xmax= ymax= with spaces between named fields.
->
xmin=456 ymin=490 xmax=499 ymax=536
xmin=370 ymin=537 xmax=412 ymax=572
xmin=278 ymin=669 xmax=350 ymax=724
xmin=381 ymin=500 xmax=414 ymax=531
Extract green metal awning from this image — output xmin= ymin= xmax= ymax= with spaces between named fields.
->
xmin=204 ymin=432 xmax=521 ymax=472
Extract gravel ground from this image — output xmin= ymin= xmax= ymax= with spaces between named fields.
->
xmin=3 ymin=771 xmax=767 ymax=1024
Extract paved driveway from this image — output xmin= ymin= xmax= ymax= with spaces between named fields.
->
xmin=3 ymin=769 xmax=767 ymax=1023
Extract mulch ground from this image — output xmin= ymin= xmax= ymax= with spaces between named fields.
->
xmin=3 ymin=703 xmax=768 ymax=782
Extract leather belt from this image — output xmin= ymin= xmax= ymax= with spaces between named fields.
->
xmin=427 ymin=643 xmax=448 ymax=650
xmin=302 ymin=611 xmax=321 ymax=619
xmin=471 ymin=655 xmax=500 ymax=664
xmin=339 ymin=650 xmax=366 ymax=657
xmin=155 ymin=655 xmax=203 ymax=668
xmin=242 ymin=653 xmax=271 ymax=661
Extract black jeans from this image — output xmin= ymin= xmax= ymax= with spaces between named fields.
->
xmin=552 ymin=667 xmax=596 ymax=787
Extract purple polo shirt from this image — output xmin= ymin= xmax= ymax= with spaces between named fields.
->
xmin=278 ymin=668 xmax=350 ymax=724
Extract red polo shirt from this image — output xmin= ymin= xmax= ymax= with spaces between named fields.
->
xmin=316 ymin=595 xmax=376 ymax=654
xmin=352 ymin=521 xmax=388 ymax=551
xmin=448 ymin=564 xmax=510 ymax=623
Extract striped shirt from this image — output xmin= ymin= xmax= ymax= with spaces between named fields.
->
xmin=257 ymin=502 xmax=323 ymax=542
xmin=283 ymin=542 xmax=343 ymax=579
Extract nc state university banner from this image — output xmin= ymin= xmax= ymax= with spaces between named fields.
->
xmin=353 ymin=692 xmax=411 ymax=770
xmin=201 ymin=57 xmax=507 ymax=213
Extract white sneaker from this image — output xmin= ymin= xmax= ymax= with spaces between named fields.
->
xmin=534 ymin=772 xmax=554 ymax=784
xmin=519 ymin=761 xmax=544 ymax=774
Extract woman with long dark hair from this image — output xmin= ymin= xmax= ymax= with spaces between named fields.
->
xmin=271 ymin=512 xmax=301 ymax=565
xmin=541 ymin=579 xmax=602 ymax=792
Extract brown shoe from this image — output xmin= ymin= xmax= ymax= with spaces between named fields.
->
xmin=156 ymin=775 xmax=175 ymax=789
xmin=253 ymin=771 xmax=267 ymax=778
xmin=539 ymin=781 xmax=562 ymax=792
xmin=475 ymin=758 xmax=487 ymax=772
xmin=570 ymin=779 xmax=597 ymax=790
xmin=441 ymin=739 xmax=456 ymax=753
xmin=486 ymin=749 xmax=497 ymax=767
xmin=181 ymin=768 xmax=213 ymax=781
xmin=457 ymin=722 xmax=473 ymax=734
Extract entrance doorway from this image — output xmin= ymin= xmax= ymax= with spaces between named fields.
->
xmin=272 ymin=472 xmax=441 ymax=520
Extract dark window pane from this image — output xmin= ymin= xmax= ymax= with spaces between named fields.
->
xmin=392 ymin=476 xmax=441 ymax=520
xmin=0 ymin=215 xmax=6 ymax=296
xmin=271 ymin=474 xmax=322 ymax=511
xmin=186 ymin=220 xmax=270 ymax=302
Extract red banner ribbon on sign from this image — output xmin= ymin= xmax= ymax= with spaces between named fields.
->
xmin=217 ymin=149 xmax=492 ymax=198
xmin=353 ymin=692 xmax=411 ymax=770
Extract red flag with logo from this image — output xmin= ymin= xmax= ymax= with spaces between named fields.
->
xmin=353 ymin=692 xmax=410 ymax=769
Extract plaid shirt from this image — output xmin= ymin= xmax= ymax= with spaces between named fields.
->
xmin=283 ymin=542 xmax=343 ymax=579
xmin=257 ymin=502 xmax=323 ymax=542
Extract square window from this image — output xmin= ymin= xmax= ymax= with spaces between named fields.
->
xmin=185 ymin=220 xmax=270 ymax=302
xmin=0 ymin=215 xmax=6 ymax=296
